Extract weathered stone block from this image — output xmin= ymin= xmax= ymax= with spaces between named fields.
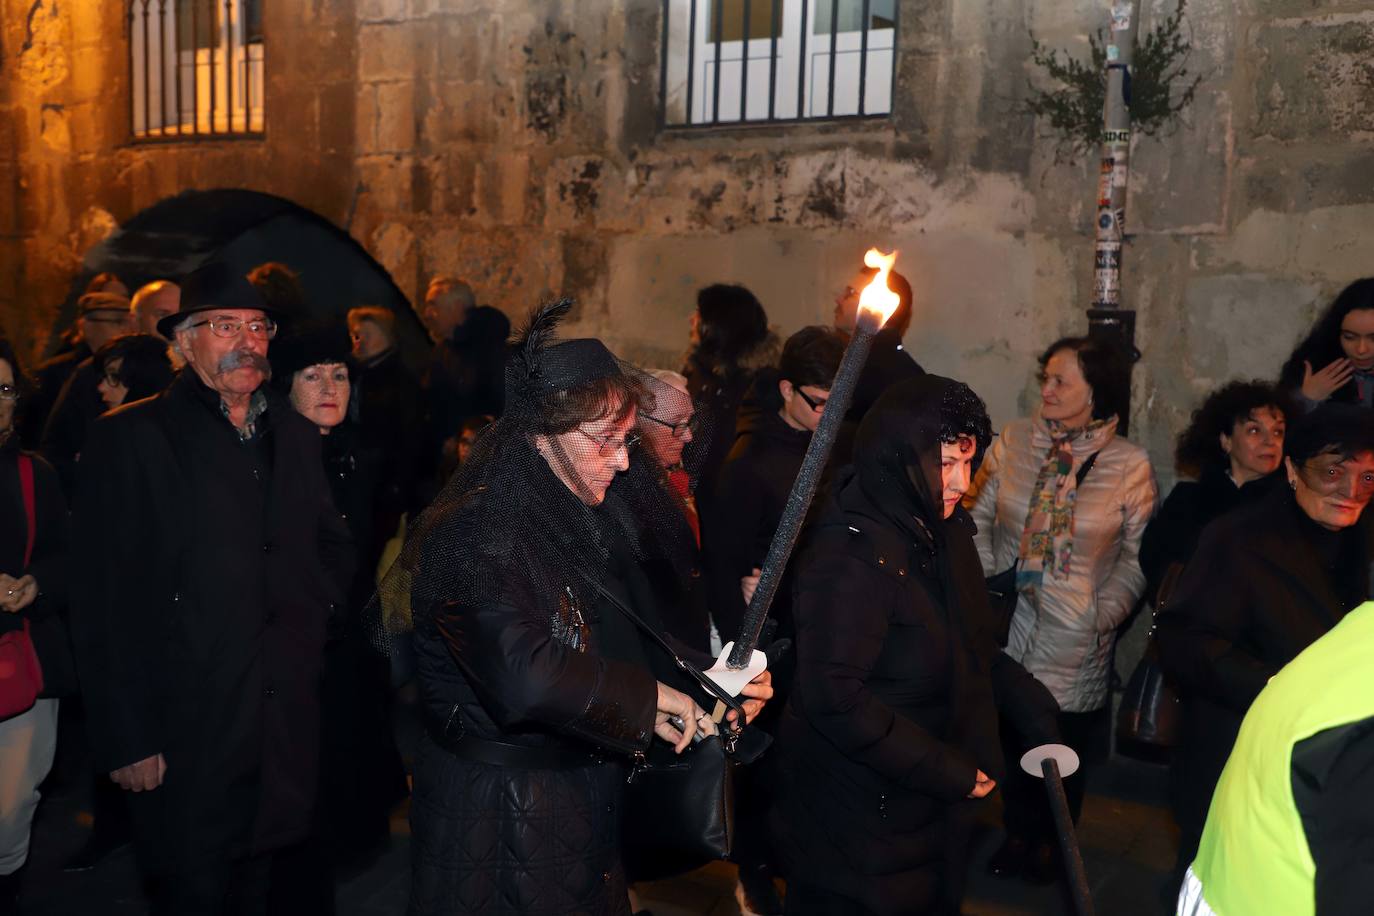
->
xmin=359 ymin=22 xmax=417 ymax=84
xmin=375 ymin=81 xmax=417 ymax=153
xmin=1179 ymin=273 xmax=1321 ymax=384
xmin=1251 ymin=15 xmax=1374 ymax=142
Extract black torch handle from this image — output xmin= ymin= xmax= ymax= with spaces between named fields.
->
xmin=726 ymin=311 xmax=881 ymax=669
xmin=1041 ymin=758 xmax=1095 ymax=916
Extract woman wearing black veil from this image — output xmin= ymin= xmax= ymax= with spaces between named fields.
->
xmin=773 ymin=375 xmax=1059 ymax=915
xmin=379 ymin=301 xmax=767 ymax=915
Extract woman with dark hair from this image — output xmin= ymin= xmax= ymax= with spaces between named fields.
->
xmin=0 ymin=339 xmax=74 ymax=910
xmin=1139 ymin=381 xmax=1290 ymax=604
xmin=774 ymin=375 xmax=1059 ymax=915
xmin=383 ymin=301 xmax=769 ymax=915
xmin=1278 ymin=277 xmax=1374 ymax=410
xmin=1157 ymin=402 xmax=1374 ymax=899
xmin=964 ymin=336 xmax=1157 ymax=883
xmin=682 ymin=283 xmax=777 ymax=505
xmin=93 ymin=334 xmax=174 ymax=411
xmin=268 ymin=324 xmax=407 ymax=891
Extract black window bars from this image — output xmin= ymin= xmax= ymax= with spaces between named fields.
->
xmin=660 ymin=0 xmax=897 ymax=127
xmin=129 ymin=0 xmax=265 ymax=140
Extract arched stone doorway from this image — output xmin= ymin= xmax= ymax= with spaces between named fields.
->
xmin=73 ymin=189 xmax=429 ymax=368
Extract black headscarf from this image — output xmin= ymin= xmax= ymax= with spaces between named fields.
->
xmin=849 ymin=374 xmax=993 ymax=554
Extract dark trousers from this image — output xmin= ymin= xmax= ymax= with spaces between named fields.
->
xmin=998 ymin=706 xmax=1110 ymax=844
xmin=146 ymin=842 xmax=328 ymax=916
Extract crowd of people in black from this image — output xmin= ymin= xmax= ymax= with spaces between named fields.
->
xmin=1 ymin=257 xmax=1372 ymax=916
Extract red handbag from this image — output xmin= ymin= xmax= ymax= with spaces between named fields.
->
xmin=0 ymin=455 xmax=44 ymax=719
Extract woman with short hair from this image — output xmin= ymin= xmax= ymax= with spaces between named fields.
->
xmin=1140 ymin=380 xmax=1291 ymax=605
xmin=1157 ymin=402 xmax=1374 ymax=900
xmin=964 ymin=335 xmax=1157 ymax=883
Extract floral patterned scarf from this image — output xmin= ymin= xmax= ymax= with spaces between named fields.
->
xmin=1017 ymin=415 xmax=1116 ymax=587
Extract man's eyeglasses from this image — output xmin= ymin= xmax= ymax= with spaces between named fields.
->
xmin=794 ymin=387 xmax=828 ymax=412
xmin=642 ymin=413 xmax=699 ymax=438
xmin=576 ymin=428 xmax=642 ymax=457
xmin=186 ymin=317 xmax=278 ymax=340
xmin=0 ymin=384 xmax=19 ymax=401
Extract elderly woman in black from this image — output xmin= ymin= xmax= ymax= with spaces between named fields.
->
xmin=1140 ymin=380 xmax=1291 ymax=604
xmin=773 ymin=375 xmax=1058 ymax=916
xmin=390 ymin=301 xmax=769 ymax=915
xmin=1157 ymin=403 xmax=1374 ymax=897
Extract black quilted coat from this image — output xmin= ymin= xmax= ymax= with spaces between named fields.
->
xmin=407 ymin=463 xmax=661 ymax=916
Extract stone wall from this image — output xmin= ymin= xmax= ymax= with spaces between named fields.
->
xmin=3 ymin=0 xmax=1374 ymax=483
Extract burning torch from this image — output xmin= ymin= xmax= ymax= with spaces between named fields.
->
xmin=706 ymin=248 xmax=904 ymax=696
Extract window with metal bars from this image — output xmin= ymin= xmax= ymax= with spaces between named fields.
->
xmin=129 ymin=0 xmax=265 ymax=140
xmin=660 ymin=0 xmax=896 ymax=126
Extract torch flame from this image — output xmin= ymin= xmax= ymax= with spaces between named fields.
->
xmin=858 ymin=248 xmax=901 ymax=328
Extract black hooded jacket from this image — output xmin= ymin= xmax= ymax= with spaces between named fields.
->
xmin=773 ymin=376 xmax=1058 ymax=915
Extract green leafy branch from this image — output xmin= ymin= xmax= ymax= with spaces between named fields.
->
xmin=1024 ymin=0 xmax=1203 ymax=158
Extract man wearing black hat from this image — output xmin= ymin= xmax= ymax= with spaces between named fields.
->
xmin=69 ymin=262 xmax=352 ymax=914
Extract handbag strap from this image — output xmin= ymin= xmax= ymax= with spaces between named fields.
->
xmin=1075 ymin=450 xmax=1098 ymax=488
xmin=18 ymin=454 xmax=35 ymax=570
xmin=591 ymin=581 xmax=746 ymax=723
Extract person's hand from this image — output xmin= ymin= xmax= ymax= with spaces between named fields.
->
xmin=0 ymin=574 xmax=37 ymax=613
xmin=655 ymin=682 xmax=715 ymax=753
xmin=1302 ymin=358 xmax=1354 ymax=402
xmin=740 ymin=568 xmax=762 ymax=605
xmin=111 ymin=754 xmax=167 ymax=792
xmin=968 ymin=769 xmax=997 ymax=799
xmin=725 ymin=669 xmax=774 ymax=729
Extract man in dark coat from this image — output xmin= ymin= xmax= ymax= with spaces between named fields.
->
xmin=703 ymin=327 xmax=846 ymax=647
xmin=35 ymin=292 xmax=134 ymax=487
xmin=348 ymin=305 xmax=422 ymax=542
xmin=69 ymin=263 xmax=352 ymax=914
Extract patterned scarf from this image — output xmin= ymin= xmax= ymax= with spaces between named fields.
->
xmin=1017 ymin=415 xmax=1115 ymax=587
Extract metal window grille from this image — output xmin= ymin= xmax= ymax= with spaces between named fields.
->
xmin=660 ymin=0 xmax=897 ymax=127
xmin=129 ymin=0 xmax=265 ymax=140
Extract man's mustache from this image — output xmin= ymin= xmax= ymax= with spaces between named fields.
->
xmin=217 ymin=349 xmax=272 ymax=379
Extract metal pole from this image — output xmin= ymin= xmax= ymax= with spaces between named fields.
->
xmin=1089 ymin=0 xmax=1141 ymax=435
xmin=1041 ymin=758 xmax=1095 ymax=916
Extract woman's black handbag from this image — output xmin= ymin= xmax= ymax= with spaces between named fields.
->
xmin=985 ymin=452 xmax=1099 ymax=647
xmin=593 ymin=582 xmax=749 ymax=881
xmin=1117 ymin=562 xmax=1183 ymax=749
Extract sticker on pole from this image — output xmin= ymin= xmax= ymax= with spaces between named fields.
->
xmin=1111 ymin=4 xmax=1132 ymax=32
xmin=1021 ymin=743 xmax=1081 ymax=779
xmin=1103 ymin=128 xmax=1130 ymax=146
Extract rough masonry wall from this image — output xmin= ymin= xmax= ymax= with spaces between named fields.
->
xmin=0 ymin=0 xmax=360 ymax=360
xmin=347 ymin=0 xmax=1374 ymax=488
xmin=4 ymin=0 xmax=1374 ymax=486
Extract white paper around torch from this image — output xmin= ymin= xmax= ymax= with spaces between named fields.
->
xmin=1020 ymin=743 xmax=1081 ymax=779
xmin=704 ymin=642 xmax=768 ymax=697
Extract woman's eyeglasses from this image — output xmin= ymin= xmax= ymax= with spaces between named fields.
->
xmin=186 ymin=317 xmax=278 ymax=340
xmin=576 ymin=428 xmax=643 ymax=457
xmin=642 ymin=413 xmax=699 ymax=438
xmin=794 ymin=387 xmax=828 ymax=411
xmin=100 ymin=369 xmax=124 ymax=388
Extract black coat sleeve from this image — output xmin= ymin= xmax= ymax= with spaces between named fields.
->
xmin=793 ymin=552 xmax=977 ymax=801
xmin=68 ymin=418 xmax=167 ymax=772
xmin=435 ymin=598 xmax=657 ymax=757
xmin=1292 ymin=717 xmax=1374 ymax=916
xmin=1156 ymin=529 xmax=1273 ymax=713
xmin=701 ymin=459 xmax=767 ymax=644
xmin=1139 ymin=482 xmax=1199 ymax=606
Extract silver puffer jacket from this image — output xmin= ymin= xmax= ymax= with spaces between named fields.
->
xmin=964 ymin=416 xmax=1157 ymax=712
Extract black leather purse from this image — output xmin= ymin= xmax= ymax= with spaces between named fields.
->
xmin=984 ymin=452 xmax=1099 ymax=647
xmin=1117 ymin=562 xmax=1183 ymax=749
xmin=593 ymin=582 xmax=750 ymax=881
